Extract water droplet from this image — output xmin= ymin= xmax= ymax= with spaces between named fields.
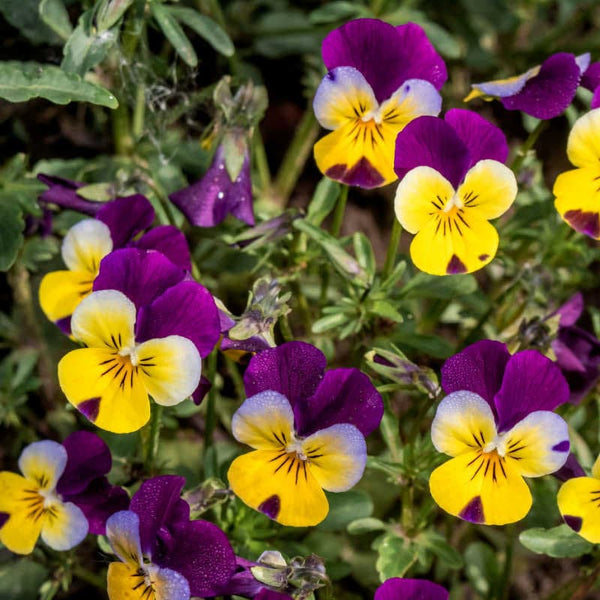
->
xmin=218 ymin=163 xmax=225 ymax=170
xmin=217 ymin=192 xmax=224 ymax=199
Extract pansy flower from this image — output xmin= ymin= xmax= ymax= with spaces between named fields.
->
xmin=375 ymin=578 xmax=448 ymax=600
xmin=394 ymin=109 xmax=517 ymax=275
xmin=39 ymin=194 xmax=191 ymax=334
xmin=553 ymin=108 xmax=600 ymax=239
xmin=465 ymin=53 xmax=590 ymax=119
xmin=0 ymin=440 xmax=89 ymax=554
xmin=429 ymin=340 xmax=570 ymax=525
xmin=38 ymin=173 xmax=103 ymax=216
xmin=227 ymin=341 xmax=383 ymax=526
xmin=106 ymin=475 xmax=236 ymax=599
xmin=313 ymin=18 xmax=446 ymax=188
xmin=558 ymin=454 xmax=600 ymax=543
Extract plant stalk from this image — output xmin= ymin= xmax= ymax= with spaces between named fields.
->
xmin=330 ymin=184 xmax=349 ymax=237
xmin=382 ymin=218 xmax=402 ymax=280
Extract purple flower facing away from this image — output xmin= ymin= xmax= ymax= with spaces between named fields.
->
xmin=551 ymin=293 xmax=600 ymax=403
xmin=106 ymin=476 xmax=236 ymax=600
xmin=429 ymin=341 xmax=571 ymax=526
xmin=465 ymin=52 xmax=591 ymax=119
xmin=39 ymin=194 xmax=191 ymax=335
xmin=375 ymin=577 xmax=449 ymax=600
xmin=227 ymin=341 xmax=383 ymax=527
xmin=170 ymin=142 xmax=254 ymax=228
xmin=313 ymin=18 xmax=446 ymax=188
xmin=38 ymin=174 xmax=103 ymax=216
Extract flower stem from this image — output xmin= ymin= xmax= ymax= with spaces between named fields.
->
xmin=330 ymin=184 xmax=349 ymax=237
xmin=204 ymin=351 xmax=219 ymax=476
xmin=510 ymin=120 xmax=548 ymax=175
xmin=253 ymin=127 xmax=272 ymax=195
xmin=498 ymin=525 xmax=515 ymax=600
xmin=382 ymin=218 xmax=403 ymax=280
xmin=143 ymin=405 xmax=163 ymax=474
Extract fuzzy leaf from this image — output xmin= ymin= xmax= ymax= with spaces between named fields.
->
xmin=169 ymin=7 xmax=235 ymax=57
xmin=39 ymin=0 xmax=72 ymax=39
xmin=151 ymin=3 xmax=198 ymax=67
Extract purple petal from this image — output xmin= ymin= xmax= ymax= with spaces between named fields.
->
xmin=37 ymin=174 xmax=101 ymax=216
xmin=135 ymin=280 xmax=220 ymax=358
xmin=133 ymin=225 xmax=192 ymax=272
xmin=375 ymin=578 xmax=449 ymax=600
xmin=444 ymin=108 xmax=509 ymax=167
xmin=295 ymin=368 xmax=383 ymax=437
xmin=553 ymin=453 xmax=587 ymax=482
xmin=592 ymin=86 xmax=600 ymax=109
xmin=157 ymin=519 xmax=236 ymax=597
xmin=322 ymin=19 xmax=446 ymax=103
xmin=220 ymin=335 xmax=272 ymax=356
xmin=243 ymin=342 xmax=327 ymax=409
xmin=394 ymin=116 xmax=470 ymax=188
xmin=191 ymin=375 xmax=212 ymax=406
xmin=553 ymin=338 xmax=586 ymax=372
xmin=170 ymin=145 xmax=254 ymax=228
xmin=93 ymin=248 xmax=186 ymax=311
xmin=501 ymin=53 xmax=581 ymax=120
xmin=96 ymin=195 xmax=155 ymax=249
xmin=581 ymin=61 xmax=600 ymax=92
xmin=554 ymin=293 xmax=584 ymax=327
xmin=494 ymin=350 xmax=570 ymax=431
xmin=441 ymin=340 xmax=510 ymax=413
xmin=57 ymin=431 xmax=111 ymax=496
xmin=255 ymin=590 xmax=294 ymax=600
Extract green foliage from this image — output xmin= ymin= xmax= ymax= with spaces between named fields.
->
xmin=519 ymin=525 xmax=595 ymax=558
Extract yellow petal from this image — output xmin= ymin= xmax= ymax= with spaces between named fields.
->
xmin=0 ymin=499 xmax=44 ymax=554
xmin=40 ymin=501 xmax=88 ymax=551
xmin=61 ymin=219 xmax=112 ymax=273
xmin=429 ymin=450 xmax=532 ymax=526
xmin=18 ymin=440 xmax=67 ymax=492
xmin=71 ymin=290 xmax=136 ymax=350
xmin=58 ymin=347 xmax=150 ymax=433
xmin=591 ymin=455 xmax=600 ymax=480
xmin=228 ymin=449 xmax=328 ymax=527
xmin=0 ymin=471 xmax=30 ymax=514
xmin=38 ymin=270 xmax=95 ymax=324
xmin=557 ymin=477 xmax=600 ymax=543
xmin=566 ymin=107 xmax=600 ymax=169
xmin=108 ymin=563 xmax=151 ymax=600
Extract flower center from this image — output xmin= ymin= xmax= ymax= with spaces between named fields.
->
xmin=442 ymin=192 xmax=464 ymax=213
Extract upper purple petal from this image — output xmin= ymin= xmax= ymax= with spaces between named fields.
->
xmin=322 ymin=19 xmax=446 ymax=103
xmin=441 ymin=340 xmax=511 ymax=415
xmin=501 ymin=53 xmax=581 ymax=119
xmin=554 ymin=293 xmax=584 ymax=327
xmin=255 ymin=590 xmax=294 ymax=600
xmin=93 ymin=248 xmax=186 ymax=311
xmin=170 ymin=145 xmax=254 ymax=228
xmin=494 ymin=349 xmax=570 ymax=431
xmin=243 ymin=342 xmax=327 ymax=409
xmin=295 ymin=368 xmax=383 ymax=437
xmin=96 ymin=195 xmax=155 ymax=249
xmin=553 ymin=453 xmax=587 ymax=482
xmin=133 ymin=225 xmax=192 ymax=272
xmin=591 ymin=86 xmax=600 ymax=109
xmin=394 ymin=116 xmax=471 ymax=188
xmin=135 ymin=280 xmax=220 ymax=358
xmin=375 ymin=578 xmax=449 ymax=600
xmin=444 ymin=109 xmax=509 ymax=167
xmin=581 ymin=61 xmax=600 ymax=92
xmin=37 ymin=174 xmax=101 ymax=216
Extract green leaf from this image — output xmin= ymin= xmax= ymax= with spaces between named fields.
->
xmin=374 ymin=533 xmax=417 ymax=580
xmin=309 ymin=1 xmax=368 ymax=24
xmin=306 ymin=177 xmax=340 ymax=226
xmin=400 ymin=271 xmax=478 ymax=299
xmin=0 ymin=61 xmax=118 ymax=108
xmin=464 ymin=542 xmax=500 ymax=597
xmin=353 ymin=232 xmax=376 ymax=279
xmin=76 ymin=182 xmax=117 ymax=202
xmin=20 ymin=237 xmax=60 ymax=272
xmin=312 ymin=312 xmax=350 ymax=334
xmin=169 ymin=7 xmax=235 ymax=57
xmin=61 ymin=10 xmax=119 ymax=76
xmin=321 ymin=490 xmax=373 ymax=531
xmin=519 ymin=524 xmax=594 ymax=558
xmin=0 ymin=199 xmax=24 ymax=271
xmin=0 ymin=0 xmax=60 ymax=45
xmin=347 ymin=517 xmax=387 ymax=535
xmin=96 ymin=0 xmax=135 ymax=31
xmin=0 ymin=559 xmax=49 ymax=599
xmin=151 ymin=3 xmax=198 ymax=67
xmin=369 ymin=300 xmax=403 ymax=323
xmin=39 ymin=0 xmax=72 ymax=40
xmin=417 ymin=530 xmax=464 ymax=569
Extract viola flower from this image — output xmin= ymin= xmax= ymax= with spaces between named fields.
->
xmin=313 ymin=18 xmax=446 ymax=188
xmin=106 ymin=475 xmax=236 ymax=599
xmin=558 ymin=454 xmax=600 ymax=542
xmin=38 ymin=173 xmax=102 ymax=216
xmin=394 ymin=109 xmax=517 ymax=275
xmin=553 ymin=108 xmax=600 ymax=239
xmin=228 ymin=341 xmax=383 ymax=527
xmin=0 ymin=440 xmax=88 ymax=554
xmin=39 ymin=194 xmax=191 ymax=335
xmin=375 ymin=578 xmax=448 ymax=600
xmin=581 ymin=60 xmax=600 ymax=108
xmin=465 ymin=53 xmax=590 ymax=119
xmin=429 ymin=340 xmax=570 ymax=525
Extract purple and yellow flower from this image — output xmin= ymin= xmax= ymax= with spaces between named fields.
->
xmin=39 ymin=194 xmax=191 ymax=334
xmin=106 ymin=475 xmax=236 ymax=600
xmin=227 ymin=341 xmax=383 ymax=527
xmin=429 ymin=340 xmax=570 ymax=525
xmin=553 ymin=108 xmax=600 ymax=239
xmin=394 ymin=109 xmax=516 ymax=275
xmin=558 ymin=454 xmax=600 ymax=543
xmin=313 ymin=18 xmax=446 ymax=188
xmin=465 ymin=53 xmax=590 ymax=119
xmin=375 ymin=578 xmax=448 ymax=600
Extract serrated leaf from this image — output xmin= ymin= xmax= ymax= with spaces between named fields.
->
xmin=374 ymin=533 xmax=417 ymax=580
xmin=0 ymin=200 xmax=24 ymax=271
xmin=169 ymin=7 xmax=235 ymax=57
xmin=307 ymin=177 xmax=340 ymax=226
xmin=519 ymin=524 xmax=594 ymax=558
xmin=0 ymin=61 xmax=118 ymax=108
xmin=151 ymin=3 xmax=198 ymax=67
xmin=39 ymin=0 xmax=72 ymax=40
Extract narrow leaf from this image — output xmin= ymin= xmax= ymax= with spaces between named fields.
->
xmin=151 ymin=3 xmax=198 ymax=67
xmin=0 ymin=197 xmax=25 ymax=271
xmin=39 ymin=0 xmax=73 ymax=40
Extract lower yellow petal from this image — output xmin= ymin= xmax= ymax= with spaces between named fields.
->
xmin=429 ymin=450 xmax=532 ymax=525
xmin=0 ymin=471 xmax=30 ymax=515
xmin=58 ymin=348 xmax=150 ymax=433
xmin=38 ymin=270 xmax=94 ymax=324
xmin=40 ymin=500 xmax=88 ymax=551
xmin=0 ymin=483 xmax=43 ymax=555
xmin=557 ymin=477 xmax=600 ymax=543
xmin=566 ymin=107 xmax=600 ymax=169
xmin=228 ymin=449 xmax=328 ymax=527
xmin=108 ymin=562 xmax=152 ymax=600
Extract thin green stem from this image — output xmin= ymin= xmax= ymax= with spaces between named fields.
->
xmin=253 ymin=127 xmax=272 ymax=194
xmin=143 ymin=405 xmax=163 ymax=474
xmin=330 ymin=184 xmax=349 ymax=237
xmin=279 ymin=313 xmax=294 ymax=342
xmin=510 ymin=120 xmax=548 ymax=175
xmin=204 ymin=351 xmax=218 ymax=471
xmin=132 ymin=83 xmax=146 ymax=140
xmin=498 ymin=525 xmax=516 ymax=600
xmin=382 ymin=218 xmax=402 ymax=280
xmin=225 ymin=355 xmax=245 ymax=401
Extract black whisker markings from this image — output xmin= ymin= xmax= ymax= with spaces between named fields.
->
xmin=352 ymin=105 xmax=360 ymax=118
xmin=269 ymin=452 xmax=287 ymax=463
xmin=295 ymin=461 xmax=301 ymax=485
xmin=308 ymin=454 xmax=323 ymax=460
xmin=119 ymin=371 xmax=128 ymax=390
xmin=112 ymin=363 xmax=125 ymax=380
xmin=130 ymin=369 xmax=135 ymax=388
xmin=467 ymin=452 xmax=482 ymax=467
xmin=375 ymin=125 xmax=385 ymax=141
xmin=99 ymin=358 xmax=114 ymax=365
xmin=272 ymin=432 xmax=284 ymax=446
xmin=101 ymin=362 xmax=118 ymax=377
xmin=141 ymin=368 xmax=151 ymax=377
xmin=302 ymin=461 xmax=308 ymax=481
xmin=498 ymin=459 xmax=507 ymax=479
xmin=507 ymin=438 xmax=522 ymax=449
xmin=286 ymin=458 xmax=296 ymax=475
xmin=443 ymin=220 xmax=447 ymax=236
xmin=110 ymin=334 xmax=118 ymax=350
xmin=492 ymin=462 xmax=497 ymax=483
xmin=118 ymin=333 xmax=122 ymax=346
xmin=508 ymin=445 xmax=525 ymax=454
xmin=274 ymin=457 xmax=291 ymax=474
xmin=281 ymin=432 xmax=287 ymax=443
xmin=470 ymin=458 xmax=485 ymax=480
xmin=477 ymin=431 xmax=486 ymax=446
xmin=456 ymin=212 xmax=470 ymax=228
xmin=591 ymin=496 xmax=600 ymax=502
xmin=435 ymin=217 xmax=442 ymax=234
xmin=483 ymin=459 xmax=491 ymax=477
xmin=471 ymin=432 xmax=483 ymax=447
xmin=453 ymin=219 xmax=462 ymax=236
